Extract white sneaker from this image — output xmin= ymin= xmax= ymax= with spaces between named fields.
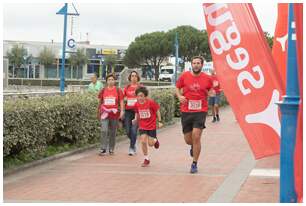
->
xmin=128 ymin=147 xmax=134 ymax=156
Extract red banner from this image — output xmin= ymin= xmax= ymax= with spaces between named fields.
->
xmin=272 ymin=3 xmax=288 ymax=91
xmin=294 ymin=3 xmax=303 ymax=203
xmin=202 ymin=3 xmax=284 ymax=159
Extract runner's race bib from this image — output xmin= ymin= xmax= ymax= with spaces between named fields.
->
xmin=104 ymin=97 xmax=116 ymax=106
xmin=188 ymin=100 xmax=202 ymax=110
xmin=139 ymin=109 xmax=151 ymax=119
xmin=127 ymin=98 xmax=137 ymax=106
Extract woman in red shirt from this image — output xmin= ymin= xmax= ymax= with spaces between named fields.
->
xmin=132 ymin=86 xmax=163 ymax=167
xmin=123 ymin=71 xmax=141 ymax=156
xmin=97 ymin=73 xmax=124 ymax=155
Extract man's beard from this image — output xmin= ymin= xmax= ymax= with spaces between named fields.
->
xmin=192 ymin=68 xmax=201 ymax=74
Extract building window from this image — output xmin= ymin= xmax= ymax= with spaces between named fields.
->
xmin=72 ymin=66 xmax=83 ymax=79
xmin=29 ymin=65 xmax=34 ymax=78
xmin=87 ymin=59 xmax=101 ymax=76
xmin=35 ymin=65 xmax=40 ymax=79
xmin=45 ymin=64 xmax=57 ymax=79
xmin=8 ymin=66 xmax=15 ymax=78
xmin=16 ymin=67 xmax=27 ymax=78
xmin=65 ymin=66 xmax=72 ymax=79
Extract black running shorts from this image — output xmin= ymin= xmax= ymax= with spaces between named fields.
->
xmin=139 ymin=129 xmax=157 ymax=138
xmin=181 ymin=112 xmax=207 ymax=134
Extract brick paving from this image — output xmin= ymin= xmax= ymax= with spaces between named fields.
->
xmin=4 ymin=106 xmax=280 ymax=202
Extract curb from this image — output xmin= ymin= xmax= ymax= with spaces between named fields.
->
xmin=4 ymin=121 xmax=178 ymax=177
xmin=4 ymin=143 xmax=99 ymax=177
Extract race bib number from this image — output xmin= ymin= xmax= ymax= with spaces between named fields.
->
xmin=188 ymin=100 xmax=202 ymax=110
xmin=104 ymin=97 xmax=116 ymax=106
xmin=139 ymin=109 xmax=151 ymax=119
xmin=127 ymin=98 xmax=137 ymax=106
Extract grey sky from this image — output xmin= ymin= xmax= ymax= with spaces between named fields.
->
xmin=3 ymin=2 xmax=277 ymax=46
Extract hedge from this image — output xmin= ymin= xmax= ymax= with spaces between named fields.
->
xmin=4 ymin=89 xmax=176 ymax=159
xmin=8 ymin=78 xmax=171 ymax=87
xmin=3 ymin=93 xmax=100 ymax=158
xmin=4 ymin=87 xmax=227 ymax=161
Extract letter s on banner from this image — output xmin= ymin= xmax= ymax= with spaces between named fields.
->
xmin=203 ymin=3 xmax=284 ymax=159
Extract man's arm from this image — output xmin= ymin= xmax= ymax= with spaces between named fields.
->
xmin=176 ymin=87 xmax=187 ymax=104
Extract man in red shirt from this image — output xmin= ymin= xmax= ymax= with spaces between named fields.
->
xmin=123 ymin=71 xmax=142 ymax=155
xmin=97 ymin=73 xmax=124 ymax=155
xmin=132 ymin=86 xmax=163 ymax=167
xmin=176 ymin=56 xmax=213 ymax=174
xmin=208 ymin=69 xmax=222 ymax=122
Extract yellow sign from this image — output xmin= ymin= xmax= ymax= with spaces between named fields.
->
xmin=101 ymin=49 xmax=117 ymax=55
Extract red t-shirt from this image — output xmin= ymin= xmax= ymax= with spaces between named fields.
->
xmin=176 ymin=71 xmax=212 ymax=113
xmin=98 ymin=87 xmax=124 ymax=119
xmin=211 ymin=75 xmax=221 ymax=94
xmin=123 ymin=84 xmax=141 ymax=110
xmin=135 ymin=98 xmax=160 ymax=130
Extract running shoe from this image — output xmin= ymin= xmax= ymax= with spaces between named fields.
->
xmin=99 ymin=149 xmax=107 ymax=156
xmin=128 ymin=147 xmax=134 ymax=156
xmin=154 ymin=139 xmax=160 ymax=149
xmin=141 ymin=159 xmax=150 ymax=167
xmin=190 ymin=162 xmax=198 ymax=174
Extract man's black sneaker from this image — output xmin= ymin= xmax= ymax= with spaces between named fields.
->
xmin=216 ymin=114 xmax=220 ymax=121
xmin=212 ymin=116 xmax=217 ymax=123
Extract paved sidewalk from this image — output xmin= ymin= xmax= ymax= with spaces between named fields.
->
xmin=4 ymin=106 xmax=279 ymax=203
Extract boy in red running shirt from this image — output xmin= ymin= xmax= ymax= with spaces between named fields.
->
xmin=132 ymin=86 xmax=163 ymax=167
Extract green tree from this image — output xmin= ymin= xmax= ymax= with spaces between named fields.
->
xmin=38 ymin=46 xmax=55 ymax=66
xmin=7 ymin=44 xmax=28 ymax=69
xmin=167 ymin=26 xmax=211 ymax=63
xmin=68 ymin=48 xmax=88 ymax=79
xmin=124 ymin=31 xmax=172 ymax=80
xmin=104 ymin=54 xmax=118 ymax=74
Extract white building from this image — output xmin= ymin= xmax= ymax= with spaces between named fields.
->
xmin=3 ymin=40 xmax=127 ymax=80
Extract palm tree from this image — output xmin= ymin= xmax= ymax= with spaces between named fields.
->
xmin=7 ymin=44 xmax=28 ymax=77
xmin=38 ymin=46 xmax=55 ymax=66
xmin=104 ymin=54 xmax=118 ymax=74
xmin=68 ymin=48 xmax=88 ymax=79
xmin=38 ymin=47 xmax=56 ymax=78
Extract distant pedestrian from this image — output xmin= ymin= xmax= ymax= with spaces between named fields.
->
xmin=132 ymin=86 xmax=163 ymax=167
xmin=176 ymin=56 xmax=212 ymax=173
xmin=88 ymin=73 xmax=103 ymax=92
xmin=208 ymin=69 xmax=222 ymax=122
xmin=97 ymin=73 xmax=124 ymax=155
xmin=123 ymin=71 xmax=142 ymax=155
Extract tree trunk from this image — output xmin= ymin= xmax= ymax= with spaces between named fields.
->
xmin=154 ymin=65 xmax=159 ymax=81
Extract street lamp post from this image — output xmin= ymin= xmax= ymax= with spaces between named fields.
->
xmin=174 ymin=32 xmax=179 ymax=85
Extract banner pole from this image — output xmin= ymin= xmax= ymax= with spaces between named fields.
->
xmin=278 ymin=3 xmax=299 ymax=203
